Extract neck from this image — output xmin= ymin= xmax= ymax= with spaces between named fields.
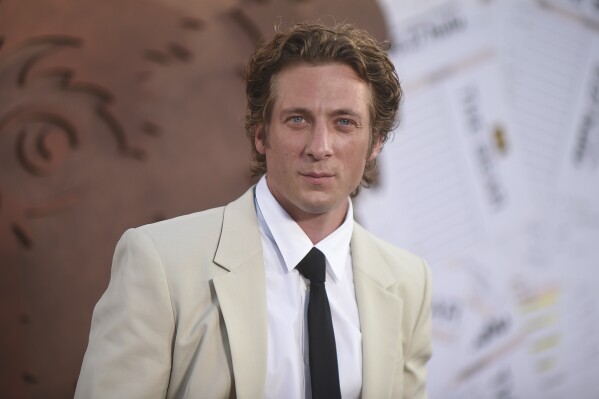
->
xmin=289 ymin=204 xmax=348 ymax=244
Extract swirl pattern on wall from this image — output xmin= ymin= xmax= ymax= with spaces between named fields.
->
xmin=0 ymin=36 xmax=148 ymax=250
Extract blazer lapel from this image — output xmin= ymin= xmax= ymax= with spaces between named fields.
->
xmin=212 ymin=187 xmax=268 ymax=399
xmin=351 ymin=223 xmax=404 ymax=399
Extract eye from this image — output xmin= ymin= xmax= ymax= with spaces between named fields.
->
xmin=285 ymin=115 xmax=309 ymax=129
xmin=336 ymin=118 xmax=358 ymax=131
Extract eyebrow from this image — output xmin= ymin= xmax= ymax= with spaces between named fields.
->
xmin=330 ymin=109 xmax=362 ymax=118
xmin=280 ymin=107 xmax=363 ymax=119
xmin=280 ymin=107 xmax=312 ymax=116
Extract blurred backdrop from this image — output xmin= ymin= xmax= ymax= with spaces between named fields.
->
xmin=1 ymin=0 xmax=597 ymax=398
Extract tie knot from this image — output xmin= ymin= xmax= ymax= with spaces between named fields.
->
xmin=296 ymin=247 xmax=326 ymax=283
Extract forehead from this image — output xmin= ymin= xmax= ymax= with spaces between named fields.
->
xmin=271 ymin=63 xmax=372 ymax=114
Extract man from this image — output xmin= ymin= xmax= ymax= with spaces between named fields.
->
xmin=75 ymin=22 xmax=432 ymax=399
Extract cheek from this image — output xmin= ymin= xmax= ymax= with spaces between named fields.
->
xmin=266 ymin=147 xmax=294 ymax=174
xmin=346 ymin=144 xmax=371 ymax=177
xmin=345 ymin=141 xmax=370 ymax=162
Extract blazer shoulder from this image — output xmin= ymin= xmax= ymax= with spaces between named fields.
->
xmin=118 ymin=206 xmax=227 ymax=272
xmin=354 ymin=223 xmax=429 ymax=274
xmin=138 ymin=206 xmax=226 ymax=241
xmin=352 ymin=222 xmax=431 ymax=303
xmin=117 ymin=186 xmax=258 ymax=275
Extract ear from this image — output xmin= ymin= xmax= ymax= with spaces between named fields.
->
xmin=368 ymin=136 xmax=382 ymax=161
xmin=255 ymin=124 xmax=266 ymax=154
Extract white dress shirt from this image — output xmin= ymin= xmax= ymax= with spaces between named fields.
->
xmin=255 ymin=176 xmax=363 ymax=399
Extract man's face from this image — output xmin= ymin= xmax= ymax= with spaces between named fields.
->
xmin=255 ymin=63 xmax=381 ymax=223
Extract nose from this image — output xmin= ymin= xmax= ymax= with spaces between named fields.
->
xmin=306 ymin=121 xmax=333 ymax=160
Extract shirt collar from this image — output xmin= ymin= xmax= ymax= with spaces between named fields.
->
xmin=255 ymin=175 xmax=354 ymax=282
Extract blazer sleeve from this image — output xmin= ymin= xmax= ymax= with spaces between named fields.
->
xmin=75 ymin=228 xmax=175 ymax=399
xmin=403 ymin=260 xmax=433 ymax=399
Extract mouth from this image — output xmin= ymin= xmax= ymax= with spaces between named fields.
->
xmin=300 ymin=172 xmax=335 ymax=184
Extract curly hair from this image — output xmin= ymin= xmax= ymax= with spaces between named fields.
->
xmin=245 ymin=22 xmax=402 ymax=193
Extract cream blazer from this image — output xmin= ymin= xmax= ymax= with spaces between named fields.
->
xmin=75 ymin=186 xmax=432 ymax=399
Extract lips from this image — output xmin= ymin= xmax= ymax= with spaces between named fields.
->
xmin=302 ymin=172 xmax=334 ymax=178
xmin=300 ymin=172 xmax=335 ymax=184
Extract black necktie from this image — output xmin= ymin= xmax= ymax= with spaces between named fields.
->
xmin=296 ymin=247 xmax=342 ymax=399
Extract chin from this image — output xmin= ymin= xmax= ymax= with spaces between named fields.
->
xmin=297 ymin=197 xmax=341 ymax=215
